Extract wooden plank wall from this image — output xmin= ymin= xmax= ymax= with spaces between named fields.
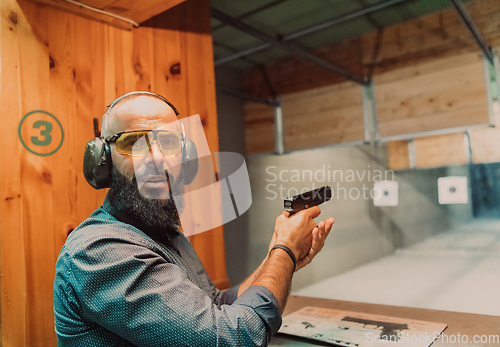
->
xmin=243 ymin=0 xmax=500 ymax=167
xmin=244 ymin=51 xmax=490 ymax=156
xmin=245 ymin=51 xmax=490 ymax=156
xmin=469 ymin=129 xmax=500 ymax=164
xmin=387 ymin=133 xmax=472 ymax=170
xmin=360 ymin=0 xmax=500 ymax=77
xmin=244 ymin=82 xmax=364 ymax=154
xmin=374 ymin=51 xmax=489 ymax=138
xmin=244 ymin=101 xmax=275 ymax=154
xmin=243 ymin=0 xmax=500 ymax=98
xmin=414 ymin=133 xmax=469 ymax=168
xmin=0 ymin=0 xmax=227 ymax=345
xmin=243 ymin=36 xmax=364 ymax=99
xmin=387 ymin=140 xmax=410 ymax=170
xmin=244 ymin=81 xmax=365 ymax=154
xmin=387 ymin=100 xmax=500 ymax=169
xmin=282 ymin=81 xmax=364 ymax=151
xmin=468 ymin=100 xmax=500 ymax=164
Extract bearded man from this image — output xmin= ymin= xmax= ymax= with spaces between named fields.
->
xmin=53 ymin=91 xmax=334 ymax=347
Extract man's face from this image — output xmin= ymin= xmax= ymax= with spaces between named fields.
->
xmin=106 ymin=96 xmax=183 ymax=198
xmin=105 ymin=96 xmax=185 ymax=231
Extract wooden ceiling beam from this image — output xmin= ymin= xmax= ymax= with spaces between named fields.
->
xmin=100 ymin=0 xmax=186 ymax=24
xmin=211 ymin=7 xmax=368 ymax=86
xmin=28 ymin=0 xmax=186 ymax=30
xmin=243 ymin=0 xmax=500 ymax=98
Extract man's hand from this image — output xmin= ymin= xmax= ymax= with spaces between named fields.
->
xmin=273 ymin=207 xmax=321 ymax=261
xmin=244 ymin=208 xmax=334 ymax=313
xmin=296 ymin=217 xmax=334 ymax=271
xmin=269 ymin=212 xmax=335 ymax=271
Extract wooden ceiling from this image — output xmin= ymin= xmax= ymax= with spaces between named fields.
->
xmin=29 ymin=0 xmax=186 ymax=29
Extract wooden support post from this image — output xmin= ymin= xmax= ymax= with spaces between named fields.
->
xmin=362 ymin=79 xmax=378 ymax=145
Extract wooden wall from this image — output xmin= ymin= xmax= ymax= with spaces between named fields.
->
xmin=387 ymin=100 xmax=500 ymax=170
xmin=282 ymin=82 xmax=365 ymax=151
xmin=387 ymin=140 xmax=410 ymax=170
xmin=242 ymin=0 xmax=500 ymax=98
xmin=469 ymin=119 xmax=500 ymax=164
xmin=245 ymin=51 xmax=492 ymax=156
xmin=243 ymin=0 xmax=500 ymax=167
xmin=0 ymin=0 xmax=227 ymax=345
xmin=244 ymin=101 xmax=275 ymax=154
xmin=244 ymin=81 xmax=365 ymax=154
xmin=414 ymin=133 xmax=470 ymax=168
xmin=374 ymin=51 xmax=489 ymax=138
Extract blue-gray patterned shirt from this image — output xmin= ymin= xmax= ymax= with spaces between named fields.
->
xmin=54 ymin=198 xmax=281 ymax=346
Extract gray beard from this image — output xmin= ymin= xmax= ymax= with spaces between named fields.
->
xmin=108 ymin=166 xmax=184 ymax=235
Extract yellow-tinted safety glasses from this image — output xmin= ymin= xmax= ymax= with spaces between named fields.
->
xmin=106 ymin=130 xmax=183 ymax=157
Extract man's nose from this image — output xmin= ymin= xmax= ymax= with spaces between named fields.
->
xmin=146 ymin=141 xmax=166 ymax=169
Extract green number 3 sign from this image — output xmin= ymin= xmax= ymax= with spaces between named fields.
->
xmin=18 ymin=110 xmax=64 ymax=156
xmin=31 ymin=120 xmax=53 ymax=146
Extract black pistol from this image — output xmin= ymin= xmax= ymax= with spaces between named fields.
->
xmin=284 ymin=186 xmax=332 ymax=215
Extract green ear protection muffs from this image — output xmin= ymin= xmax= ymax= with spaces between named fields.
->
xmin=83 ymin=91 xmax=199 ymax=190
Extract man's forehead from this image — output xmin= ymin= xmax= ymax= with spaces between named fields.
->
xmin=108 ymin=96 xmax=179 ymax=132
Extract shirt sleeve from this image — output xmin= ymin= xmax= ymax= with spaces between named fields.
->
xmin=217 ymin=285 xmax=240 ymax=306
xmin=64 ymin=234 xmax=281 ymax=347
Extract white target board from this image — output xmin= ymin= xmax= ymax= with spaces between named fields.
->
xmin=373 ymin=181 xmax=399 ymax=206
xmin=438 ymin=176 xmax=468 ymax=204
